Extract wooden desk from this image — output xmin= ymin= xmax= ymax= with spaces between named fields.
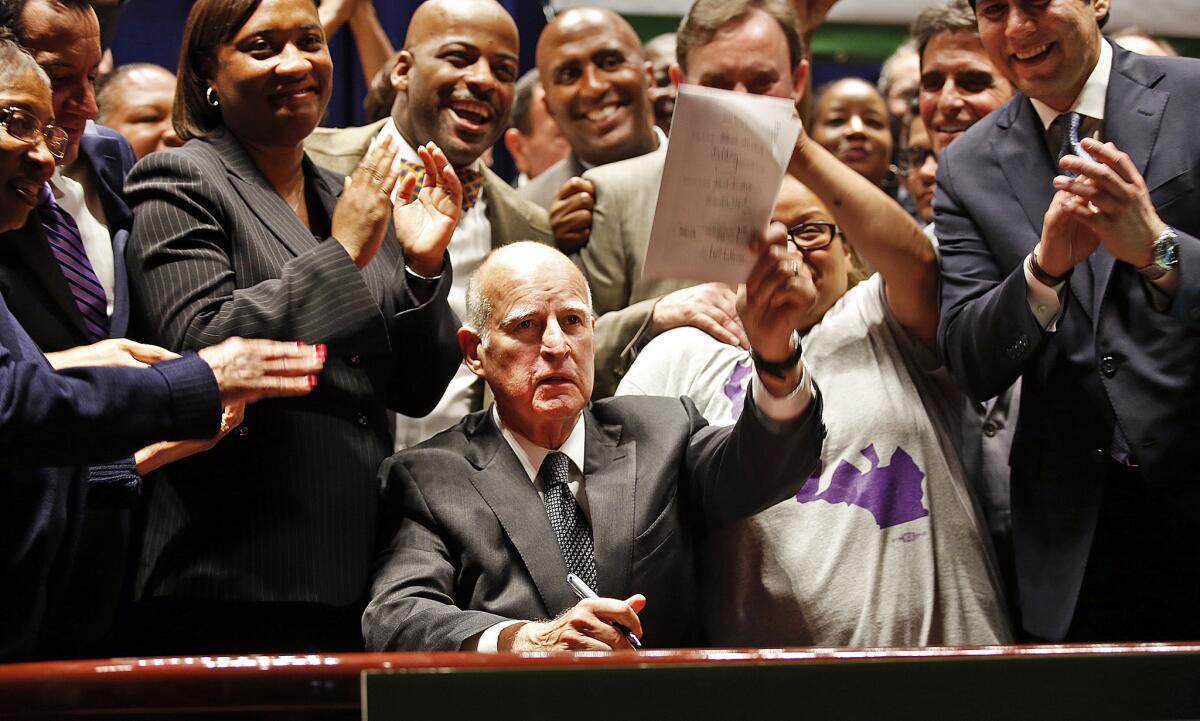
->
xmin=1 ymin=645 xmax=1198 ymax=719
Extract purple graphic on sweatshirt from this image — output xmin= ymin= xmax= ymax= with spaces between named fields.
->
xmin=795 ymin=444 xmax=928 ymax=529
xmin=722 ymin=360 xmax=752 ymax=421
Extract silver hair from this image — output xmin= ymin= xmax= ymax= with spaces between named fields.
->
xmin=877 ymin=37 xmax=918 ymax=98
xmin=464 ymin=241 xmax=594 ymax=346
xmin=0 ymin=35 xmax=50 ymax=92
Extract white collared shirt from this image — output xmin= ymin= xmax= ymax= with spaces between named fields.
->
xmin=380 ymin=120 xmax=496 ymax=450
xmin=492 ymin=405 xmax=590 ymax=520
xmin=52 ymin=163 xmax=115 ymax=318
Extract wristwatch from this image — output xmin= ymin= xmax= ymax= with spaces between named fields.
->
xmin=1137 ymin=226 xmax=1179 ymax=281
xmin=750 ymin=332 xmax=803 ymax=379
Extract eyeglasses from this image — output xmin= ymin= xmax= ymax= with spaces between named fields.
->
xmin=897 ymin=146 xmax=936 ymax=175
xmin=0 ymin=106 xmax=69 ymax=160
xmin=787 ymin=221 xmax=841 ymax=251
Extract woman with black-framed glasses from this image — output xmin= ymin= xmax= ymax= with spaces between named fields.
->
xmin=617 ymin=126 xmax=1011 ymax=648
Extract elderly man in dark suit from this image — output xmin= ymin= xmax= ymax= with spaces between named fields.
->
xmin=364 ymin=240 xmax=826 ymax=652
xmin=305 ymin=0 xmax=552 ymax=452
xmin=936 ymin=0 xmax=1200 ymax=642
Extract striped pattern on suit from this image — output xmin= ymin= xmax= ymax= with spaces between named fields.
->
xmin=124 ymin=127 xmax=461 ymax=607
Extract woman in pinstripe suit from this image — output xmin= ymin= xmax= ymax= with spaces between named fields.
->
xmin=121 ymin=0 xmax=464 ymax=654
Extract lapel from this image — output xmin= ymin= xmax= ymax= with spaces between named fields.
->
xmin=481 ymin=165 xmax=550 ymax=250
xmin=79 ymin=129 xmax=133 ymax=231
xmin=6 ymin=216 xmax=91 ymax=341
xmin=580 ymin=409 xmax=635 ymax=601
xmin=208 ymin=129 xmax=320 ymax=259
xmin=466 ymin=411 xmax=575 ymax=617
xmin=1088 ymin=45 xmax=1169 ymax=323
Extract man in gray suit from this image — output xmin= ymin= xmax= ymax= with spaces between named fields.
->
xmin=575 ymin=0 xmax=809 ymax=397
xmin=304 ymin=0 xmax=552 ymax=449
xmin=519 ymin=7 xmax=661 ymax=226
xmin=364 ymin=241 xmax=825 ymax=651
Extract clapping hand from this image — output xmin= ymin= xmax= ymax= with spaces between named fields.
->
xmin=333 ymin=133 xmax=403 ymax=270
xmin=393 ymin=142 xmax=462 ymax=278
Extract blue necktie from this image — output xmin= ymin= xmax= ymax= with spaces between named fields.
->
xmin=1052 ymin=111 xmax=1095 ymax=177
xmin=37 ymin=182 xmax=108 ymax=341
xmin=540 ymin=451 xmax=597 ymax=590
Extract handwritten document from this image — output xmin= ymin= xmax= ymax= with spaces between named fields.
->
xmin=643 ymin=84 xmax=801 ymax=284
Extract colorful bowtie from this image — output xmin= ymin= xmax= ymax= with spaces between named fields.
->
xmin=397 ymin=160 xmax=484 ymax=211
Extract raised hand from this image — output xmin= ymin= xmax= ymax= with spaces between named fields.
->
xmin=393 ymin=142 xmax=462 ymax=278
xmin=332 ymin=132 xmax=402 ymax=269
xmin=197 ymin=337 xmax=325 ymax=406
xmin=1054 ymin=138 xmax=1166 ymax=270
xmin=45 ymin=338 xmax=180 ymax=370
xmin=738 ymin=221 xmax=816 ymax=379
xmin=790 ymin=0 xmax=841 ymax=35
xmin=503 ymin=595 xmax=646 ymax=652
xmin=650 ymin=283 xmax=749 ymax=348
xmin=550 ymin=176 xmax=595 ymax=254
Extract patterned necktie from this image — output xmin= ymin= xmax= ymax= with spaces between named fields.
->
xmin=540 ymin=451 xmax=597 ymax=590
xmin=37 ymin=182 xmax=108 ymax=341
xmin=397 ymin=160 xmax=485 ymax=211
xmin=1049 ymin=111 xmax=1095 ymax=178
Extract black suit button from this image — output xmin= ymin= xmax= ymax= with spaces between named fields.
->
xmin=237 ymin=426 xmax=250 ymax=437
xmin=1099 ymin=355 xmax=1117 ymax=378
xmin=348 ymin=354 xmax=361 ymax=367
xmin=356 ymin=413 xmax=369 ymax=427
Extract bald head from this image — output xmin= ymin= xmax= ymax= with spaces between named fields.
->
xmin=533 ymin=6 xmax=657 ymax=166
xmin=468 ymin=242 xmax=592 ymax=337
xmin=390 ymin=0 xmax=519 ymax=168
xmin=536 ymin=8 xmax=641 ymax=70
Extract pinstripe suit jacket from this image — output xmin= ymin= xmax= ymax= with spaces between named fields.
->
xmin=124 ymin=128 xmax=462 ymax=607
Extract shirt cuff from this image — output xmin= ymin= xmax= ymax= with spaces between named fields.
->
xmin=1024 ymin=253 xmax=1066 ymax=331
xmin=751 ymin=361 xmax=813 ymax=422
xmin=475 ymin=620 xmax=523 ymax=652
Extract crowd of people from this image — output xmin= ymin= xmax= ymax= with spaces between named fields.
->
xmin=0 ymin=0 xmax=1196 ymax=663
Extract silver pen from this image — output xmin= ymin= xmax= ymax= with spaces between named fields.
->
xmin=566 ymin=573 xmax=643 ymax=649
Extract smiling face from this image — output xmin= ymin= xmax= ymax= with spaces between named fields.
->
xmin=810 ymin=78 xmax=893 ymax=187
xmin=902 ymin=116 xmax=937 ymax=223
xmin=19 ymin=0 xmax=102 ymax=166
xmin=536 ymin=9 xmax=655 ymax=167
xmin=208 ymin=0 xmax=332 ymax=150
xmin=392 ymin=0 xmax=519 ymax=169
xmin=974 ymin=0 xmax=1108 ymax=112
xmin=773 ymin=176 xmax=852 ymax=333
xmin=98 ymin=65 xmax=181 ymax=159
xmin=678 ymin=9 xmax=805 ymax=102
xmin=0 ymin=70 xmax=57 ymax=232
xmin=463 ymin=245 xmax=595 ymax=446
xmin=919 ymin=30 xmax=1014 ymax=154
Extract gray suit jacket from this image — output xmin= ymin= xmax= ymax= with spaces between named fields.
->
xmin=124 ymin=128 xmax=462 ymax=607
xmin=304 ymin=119 xmax=553 ymax=249
xmin=516 ymin=154 xmax=585 ymax=210
xmin=363 ymin=391 xmax=826 ymax=651
xmin=577 ymin=147 xmax=694 ymax=397
xmin=936 ymin=44 xmax=1200 ymax=640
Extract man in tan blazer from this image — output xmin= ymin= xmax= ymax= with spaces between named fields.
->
xmin=304 ymin=0 xmax=552 ymax=448
xmin=576 ymin=0 xmax=810 ymax=397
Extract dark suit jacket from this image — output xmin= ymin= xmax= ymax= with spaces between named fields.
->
xmin=0 ymin=293 xmax=219 ymax=661
xmin=124 ymin=128 xmax=462 ymax=609
xmin=935 ymin=43 xmax=1200 ymax=641
xmin=0 ymin=124 xmax=136 ymax=350
xmin=364 ymin=392 xmax=826 ymax=651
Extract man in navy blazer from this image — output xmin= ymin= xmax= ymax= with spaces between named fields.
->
xmin=936 ymin=0 xmax=1200 ymax=642
xmin=0 ymin=0 xmax=165 ymax=657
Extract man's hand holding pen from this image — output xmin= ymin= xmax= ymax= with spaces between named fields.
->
xmin=497 ymin=595 xmax=646 ymax=652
